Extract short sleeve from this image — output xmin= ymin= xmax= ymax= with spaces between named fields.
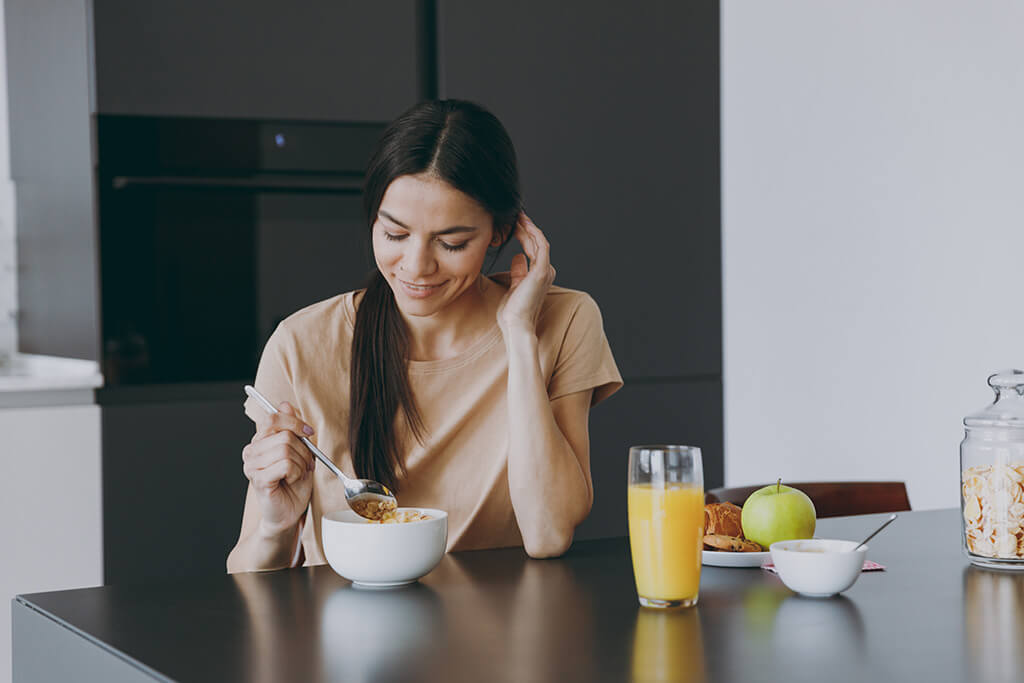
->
xmin=547 ymin=294 xmax=623 ymax=405
xmin=243 ymin=324 xmax=300 ymax=425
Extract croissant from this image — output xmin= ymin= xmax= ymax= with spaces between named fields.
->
xmin=704 ymin=502 xmax=744 ymax=538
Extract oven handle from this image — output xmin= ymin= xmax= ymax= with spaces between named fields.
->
xmin=110 ymin=174 xmax=364 ymax=193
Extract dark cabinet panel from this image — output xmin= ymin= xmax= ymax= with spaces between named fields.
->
xmin=102 ymin=394 xmax=253 ymax=584
xmin=93 ymin=0 xmax=420 ymax=121
xmin=438 ymin=1 xmax=721 ymax=378
xmin=576 ymin=378 xmax=723 ymax=541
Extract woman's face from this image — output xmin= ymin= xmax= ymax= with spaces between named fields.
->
xmin=372 ymin=173 xmax=498 ymax=318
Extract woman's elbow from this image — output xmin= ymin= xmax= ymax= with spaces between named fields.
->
xmin=520 ymin=496 xmax=591 ymax=558
xmin=523 ymin=525 xmax=575 ymax=559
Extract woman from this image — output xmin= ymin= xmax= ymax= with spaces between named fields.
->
xmin=227 ymin=100 xmax=621 ymax=572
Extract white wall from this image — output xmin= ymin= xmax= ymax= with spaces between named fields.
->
xmin=722 ymin=0 xmax=1024 ymax=510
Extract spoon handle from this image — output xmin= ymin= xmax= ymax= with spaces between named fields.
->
xmin=854 ymin=513 xmax=898 ymax=552
xmin=244 ymin=385 xmax=348 ymax=482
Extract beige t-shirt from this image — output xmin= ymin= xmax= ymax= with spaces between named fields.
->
xmin=242 ymin=276 xmax=622 ymax=563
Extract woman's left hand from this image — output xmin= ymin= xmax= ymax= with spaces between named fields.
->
xmin=497 ymin=213 xmax=556 ymax=335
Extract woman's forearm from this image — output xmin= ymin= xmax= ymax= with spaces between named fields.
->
xmin=226 ymin=519 xmax=301 ymax=573
xmin=504 ymin=326 xmax=592 ymax=558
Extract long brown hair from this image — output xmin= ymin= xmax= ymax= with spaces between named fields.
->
xmin=350 ymin=100 xmax=521 ymax=491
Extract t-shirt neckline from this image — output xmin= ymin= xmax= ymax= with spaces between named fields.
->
xmin=343 ymin=275 xmax=507 ymax=375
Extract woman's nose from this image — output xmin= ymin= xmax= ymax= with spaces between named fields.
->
xmin=400 ymin=239 xmax=437 ymax=278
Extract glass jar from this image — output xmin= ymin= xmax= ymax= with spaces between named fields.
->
xmin=961 ymin=369 xmax=1024 ymax=570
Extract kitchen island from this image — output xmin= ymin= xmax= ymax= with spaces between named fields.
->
xmin=12 ymin=509 xmax=1014 ymax=682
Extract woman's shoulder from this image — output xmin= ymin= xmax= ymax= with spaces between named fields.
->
xmin=274 ymin=290 xmax=362 ymax=339
xmin=541 ymin=284 xmax=601 ymax=323
xmin=544 ymin=284 xmax=596 ymax=304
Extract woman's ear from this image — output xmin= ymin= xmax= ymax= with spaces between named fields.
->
xmin=491 ymin=223 xmax=513 ymax=247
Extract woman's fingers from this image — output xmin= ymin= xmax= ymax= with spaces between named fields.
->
xmin=513 ymin=214 xmax=551 ymax=273
xmin=251 ymin=458 xmax=306 ymax=491
xmin=254 ymin=430 xmax=313 ymax=469
xmin=517 ymin=214 xmax=550 ymax=271
xmin=254 ymin=404 xmax=315 ymax=441
xmin=242 ymin=447 xmax=309 ymax=485
xmin=510 ymin=252 xmax=529 ymax=284
xmin=247 ymin=433 xmax=312 ymax=489
xmin=243 ymin=432 xmax=313 ymax=481
xmin=515 ymin=219 xmax=537 ymax=262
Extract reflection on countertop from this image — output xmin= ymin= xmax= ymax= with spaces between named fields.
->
xmin=321 ymin=583 xmax=446 ymax=683
xmin=234 ymin=553 xmax=616 ymax=683
xmin=632 ymin=606 xmax=707 ymax=683
xmin=964 ymin=565 xmax=1024 ymax=683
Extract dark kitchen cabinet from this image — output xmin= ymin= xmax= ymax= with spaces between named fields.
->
xmin=438 ymin=1 xmax=721 ymax=380
xmin=579 ymin=379 xmax=723 ymax=541
xmin=100 ymin=387 xmax=254 ymax=584
xmin=439 ymin=1 xmax=723 ymax=540
xmin=92 ymin=0 xmax=420 ymax=122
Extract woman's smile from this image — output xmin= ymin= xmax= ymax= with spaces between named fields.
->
xmin=398 ymin=278 xmax=448 ymax=298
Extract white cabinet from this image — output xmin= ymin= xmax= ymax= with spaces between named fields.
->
xmin=0 ymin=402 xmax=101 ymax=683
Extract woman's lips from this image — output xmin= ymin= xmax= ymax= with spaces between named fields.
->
xmin=398 ymin=278 xmax=446 ymax=299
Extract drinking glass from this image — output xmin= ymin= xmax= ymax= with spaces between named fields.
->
xmin=628 ymin=445 xmax=704 ymax=608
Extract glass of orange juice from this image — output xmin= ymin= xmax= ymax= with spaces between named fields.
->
xmin=628 ymin=445 xmax=704 ymax=608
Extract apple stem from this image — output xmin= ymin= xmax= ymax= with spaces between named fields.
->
xmin=777 ymin=478 xmax=781 ymax=494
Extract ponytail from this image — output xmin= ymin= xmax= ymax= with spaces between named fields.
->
xmin=349 ymin=272 xmax=424 ymax=492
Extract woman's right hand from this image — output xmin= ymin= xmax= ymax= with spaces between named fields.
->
xmin=241 ymin=402 xmax=316 ymax=539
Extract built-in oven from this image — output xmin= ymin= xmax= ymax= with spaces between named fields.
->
xmin=96 ymin=116 xmax=385 ymax=386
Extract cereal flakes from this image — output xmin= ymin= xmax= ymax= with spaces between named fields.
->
xmin=963 ymin=463 xmax=1024 ymax=560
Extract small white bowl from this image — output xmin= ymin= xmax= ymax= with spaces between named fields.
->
xmin=322 ymin=508 xmax=447 ymax=587
xmin=769 ymin=539 xmax=867 ymax=598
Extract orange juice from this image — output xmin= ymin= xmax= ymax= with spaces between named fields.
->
xmin=628 ymin=483 xmax=703 ymax=604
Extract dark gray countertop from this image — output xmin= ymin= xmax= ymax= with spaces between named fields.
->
xmin=14 ymin=508 xmax=1020 ymax=683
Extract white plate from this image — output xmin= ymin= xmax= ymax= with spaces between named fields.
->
xmin=702 ymin=549 xmax=770 ymax=568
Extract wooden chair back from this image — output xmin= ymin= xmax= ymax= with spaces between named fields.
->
xmin=704 ymin=481 xmax=911 ymax=518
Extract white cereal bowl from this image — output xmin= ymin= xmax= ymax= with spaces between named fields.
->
xmin=322 ymin=508 xmax=448 ymax=587
xmin=769 ymin=539 xmax=867 ymax=598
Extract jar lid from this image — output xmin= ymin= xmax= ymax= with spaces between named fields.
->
xmin=964 ymin=369 xmax=1024 ymax=428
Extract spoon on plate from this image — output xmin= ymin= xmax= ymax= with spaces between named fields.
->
xmin=853 ymin=513 xmax=898 ymax=552
xmin=244 ymin=385 xmax=397 ymax=521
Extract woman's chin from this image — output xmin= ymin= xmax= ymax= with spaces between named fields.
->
xmin=396 ymin=301 xmax=442 ymax=318
xmin=391 ymin=289 xmax=452 ymax=317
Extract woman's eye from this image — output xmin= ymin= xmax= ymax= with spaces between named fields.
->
xmin=439 ymin=241 xmax=469 ymax=252
xmin=384 ymin=232 xmax=407 ymax=242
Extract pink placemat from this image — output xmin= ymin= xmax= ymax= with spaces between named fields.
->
xmin=761 ymin=560 xmax=885 ymax=574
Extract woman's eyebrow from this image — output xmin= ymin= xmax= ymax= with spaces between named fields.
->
xmin=379 ymin=210 xmax=479 ymax=236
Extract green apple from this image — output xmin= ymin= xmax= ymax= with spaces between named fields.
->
xmin=741 ymin=479 xmax=816 ymax=549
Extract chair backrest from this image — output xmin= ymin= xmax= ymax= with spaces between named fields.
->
xmin=704 ymin=481 xmax=911 ymax=518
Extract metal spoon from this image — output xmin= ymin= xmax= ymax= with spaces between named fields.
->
xmin=853 ymin=513 xmax=898 ymax=552
xmin=244 ymin=385 xmax=397 ymax=521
